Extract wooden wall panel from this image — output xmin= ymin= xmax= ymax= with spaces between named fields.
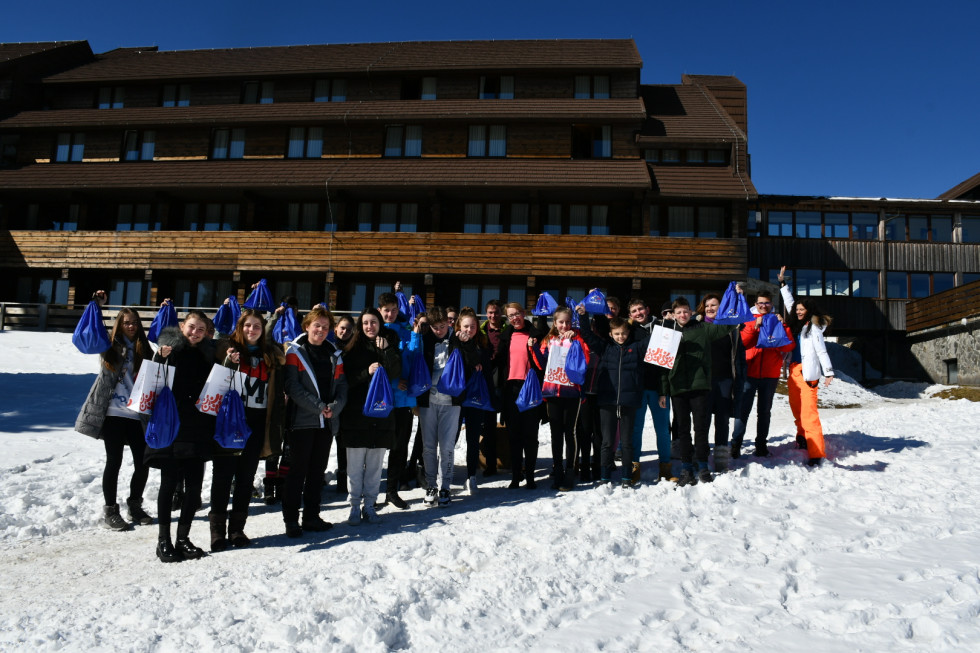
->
xmin=1 ymin=231 xmax=748 ymax=281
xmin=611 ymin=72 xmax=638 ymax=99
xmin=154 ymin=128 xmax=211 ymax=159
xmin=47 ymin=87 xmax=93 ymax=110
xmin=125 ymin=85 xmax=163 ymax=108
xmin=507 ymin=124 xmax=568 ymax=157
xmin=906 ymin=280 xmax=980 ymax=332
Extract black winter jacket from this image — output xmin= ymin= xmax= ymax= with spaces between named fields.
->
xmin=578 ymin=314 xmax=649 ymax=408
xmin=339 ymin=328 xmax=402 ymax=449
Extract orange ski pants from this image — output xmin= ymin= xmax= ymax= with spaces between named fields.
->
xmin=788 ymin=363 xmax=825 ymax=459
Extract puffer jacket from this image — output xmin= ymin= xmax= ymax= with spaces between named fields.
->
xmin=74 ymin=338 xmax=150 ymax=438
xmin=144 ymin=327 xmax=218 ymax=466
xmin=578 ymin=314 xmax=649 ymax=408
xmin=282 ymin=333 xmax=347 ymax=433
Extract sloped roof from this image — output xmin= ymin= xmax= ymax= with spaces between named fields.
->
xmin=0 ymin=159 xmax=652 ymax=191
xmin=0 ymin=98 xmax=648 ymax=129
xmin=637 ymin=83 xmax=746 ymax=142
xmin=0 ymin=41 xmax=87 ymax=63
xmin=650 ymin=165 xmax=756 ymax=199
xmin=937 ymin=171 xmax=980 ymax=200
xmin=44 ymin=39 xmax=642 ymax=83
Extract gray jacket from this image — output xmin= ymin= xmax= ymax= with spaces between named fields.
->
xmin=283 ymin=334 xmax=347 ymax=433
xmin=75 ymin=341 xmax=147 ymax=438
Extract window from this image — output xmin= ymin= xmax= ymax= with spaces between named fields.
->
xmin=36 ymin=277 xmax=70 ymax=304
xmin=211 ymin=128 xmax=245 ymax=159
xmin=544 ymin=204 xmax=562 ymax=235
xmin=795 ymin=212 xmax=821 ymax=239
xmin=698 ymin=206 xmax=724 ymax=238
xmin=946 ymin=359 xmax=959 ymax=384
xmin=348 ymin=282 xmax=412 ymax=313
xmin=97 ymin=86 xmax=124 ymax=109
xmin=661 ymin=149 xmax=679 ymax=163
xmin=185 ymin=203 xmax=240 ymax=231
xmin=116 ymin=204 xmax=160 ymax=231
xmin=55 ymin=133 xmax=84 ymax=162
xmin=962 ymin=216 xmax=980 ymax=243
xmin=108 ymin=278 xmax=146 ymax=306
xmin=420 ymin=77 xmax=437 ymax=100
xmin=685 ymin=150 xmax=705 ymax=164
xmin=886 ymin=272 xmax=908 ymax=299
xmin=884 ymin=215 xmax=906 ymax=241
xmin=707 ymin=149 xmax=727 ymax=164
xmin=0 ymin=79 xmax=11 ymax=100
xmin=274 ymin=280 xmax=314 ymax=310
xmin=510 ymin=203 xmax=529 ymax=234
xmin=670 ymin=289 xmax=698 ymax=309
xmin=571 ymin=124 xmax=611 ymax=159
xmin=28 ymin=203 xmax=79 ymax=231
xmin=825 ymin=270 xmax=850 ymax=296
xmin=767 ymin=211 xmax=793 ymax=237
xmin=459 ymin=283 xmax=524 ymax=312
xmin=357 ymin=202 xmax=418 ymax=232
xmin=667 ymin=206 xmax=694 ymax=238
xmin=464 ymin=203 xmax=502 ymax=234
xmin=162 ymin=84 xmax=190 ymax=107
xmin=122 ymin=130 xmax=155 ymax=161
xmin=286 ymin=202 xmax=337 ymax=231
xmin=852 ymin=270 xmax=879 ymax=298
xmin=852 ymin=213 xmax=878 ymax=240
xmin=910 ymin=273 xmax=930 ymax=298
xmin=401 ymin=77 xmax=436 ymax=100
xmin=384 ymin=125 xmax=422 ymax=157
xmin=964 ymin=273 xmax=980 ymax=284
xmin=0 ymin=133 xmax=17 ymax=168
xmin=931 ymin=216 xmax=953 ymax=242
xmin=908 ymin=215 xmax=929 ymax=241
xmin=824 ymin=213 xmax=849 ymax=238
xmin=287 ymin=127 xmax=323 ymax=158
xmin=574 ymin=75 xmax=610 ymax=99
xmin=175 ymin=278 xmax=233 ymax=307
xmin=645 ymin=149 xmax=659 ymax=162
xmin=313 ymin=79 xmax=347 ymax=102
xmin=795 ymin=269 xmax=824 ymax=296
xmin=480 ymin=75 xmax=514 ymax=99
xmin=662 ymin=206 xmax=726 ymax=238
xmin=746 ymin=210 xmax=761 ymax=237
xmin=243 ymin=81 xmax=274 ymax=104
xmin=468 ymin=125 xmax=507 ymax=157
xmin=933 ymin=273 xmax=955 ymax=293
xmin=568 ymin=205 xmax=609 ymax=235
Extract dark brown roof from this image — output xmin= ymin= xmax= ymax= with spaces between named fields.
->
xmin=937 ymin=171 xmax=980 ymax=200
xmin=650 ymin=165 xmax=756 ymax=199
xmin=638 ymin=83 xmax=746 ymax=142
xmin=0 ymin=159 xmax=651 ymax=191
xmin=44 ymin=39 xmax=642 ymax=83
xmin=0 ymin=99 xmax=647 ymax=129
xmin=0 ymin=41 xmax=87 ymax=63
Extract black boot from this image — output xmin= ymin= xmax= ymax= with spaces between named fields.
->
xmin=796 ymin=435 xmax=807 ymax=450
xmin=102 ymin=503 xmax=132 ymax=531
xmin=263 ymin=477 xmax=279 ymax=505
xmin=550 ymin=465 xmax=564 ymax=490
xmin=209 ymin=511 xmax=229 ymax=552
xmin=126 ymin=498 xmax=153 ymax=526
xmin=228 ymin=510 xmax=251 ymax=547
xmin=156 ymin=536 xmax=183 ymax=563
xmin=753 ymin=439 xmax=770 ymax=457
xmin=386 ymin=492 xmax=408 ymax=510
xmin=175 ymin=523 xmax=207 ymax=560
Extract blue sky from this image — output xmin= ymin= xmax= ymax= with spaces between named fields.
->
xmin=5 ymin=0 xmax=978 ymax=199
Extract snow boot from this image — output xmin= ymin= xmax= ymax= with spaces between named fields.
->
xmin=730 ymin=438 xmax=742 ymax=460
xmin=807 ymin=457 xmax=824 ymax=467
xmin=263 ymin=476 xmax=279 ymax=505
xmin=102 ymin=503 xmax=132 ymax=531
xmin=284 ymin=521 xmax=303 ymax=538
xmin=175 ymin=523 xmax=207 ymax=560
xmin=550 ymin=465 xmax=564 ymax=490
xmin=796 ymin=435 xmax=807 ymax=450
xmin=753 ymin=439 xmax=770 ymax=457
xmin=631 ymin=462 xmax=641 ymax=486
xmin=714 ymin=447 xmax=730 ymax=474
xmin=676 ymin=468 xmax=698 ymax=487
xmin=386 ymin=491 xmax=409 ymax=510
xmin=659 ymin=462 xmax=676 ymax=483
xmin=156 ymin=536 xmax=182 ymax=563
xmin=228 ymin=510 xmax=251 ymax=547
xmin=697 ymin=467 xmax=714 ymax=484
xmin=126 ymin=498 xmax=153 ymax=526
xmin=208 ymin=512 xmax=229 ymax=552
xmin=559 ymin=468 xmax=575 ymax=492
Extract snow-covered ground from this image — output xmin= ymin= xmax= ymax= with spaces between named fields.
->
xmin=1 ymin=331 xmax=979 ymax=652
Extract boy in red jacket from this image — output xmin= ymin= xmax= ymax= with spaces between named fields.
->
xmin=731 ymin=290 xmax=795 ymax=458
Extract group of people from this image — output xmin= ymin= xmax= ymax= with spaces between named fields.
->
xmin=76 ymin=268 xmax=835 ymax=563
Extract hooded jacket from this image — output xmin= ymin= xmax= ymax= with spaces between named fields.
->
xmin=282 ymin=333 xmax=348 ymax=434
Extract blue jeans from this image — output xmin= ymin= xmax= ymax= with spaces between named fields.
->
xmin=731 ymin=377 xmax=778 ymax=447
xmin=631 ymin=389 xmax=671 ymax=462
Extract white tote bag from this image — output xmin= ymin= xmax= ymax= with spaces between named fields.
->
xmin=643 ymin=323 xmax=682 ymax=369
xmin=195 ymin=364 xmax=237 ymax=416
xmin=126 ymin=360 xmax=176 ymax=415
xmin=543 ymin=338 xmax=573 ymax=387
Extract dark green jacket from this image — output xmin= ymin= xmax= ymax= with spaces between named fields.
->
xmin=661 ymin=320 xmax=738 ymax=396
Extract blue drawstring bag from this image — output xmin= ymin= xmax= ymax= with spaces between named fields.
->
xmin=214 ymin=387 xmax=252 ymax=450
xmin=565 ymin=297 xmax=580 ymax=328
xmin=396 ymin=292 xmax=411 ymax=321
xmin=462 ymin=371 xmax=494 ymax=411
xmin=565 ymin=339 xmax=587 ymax=386
xmin=406 ymin=350 xmax=431 ymax=397
xmin=72 ymin=300 xmax=112 ymax=354
xmin=532 ymin=292 xmax=559 ymax=316
xmin=407 ymin=294 xmax=426 ymax=324
xmin=244 ymin=278 xmax=275 ymax=312
xmin=515 ymin=368 xmax=543 ymax=412
xmin=436 ymin=348 xmax=466 ymax=396
xmin=757 ymin=313 xmax=793 ymax=348
xmin=583 ymin=288 xmax=607 ymax=315
xmin=714 ymin=282 xmax=754 ymax=325
xmin=147 ymin=300 xmax=179 ymax=344
xmin=212 ymin=296 xmax=241 ymax=335
xmin=363 ymin=368 xmax=394 ymax=418
xmin=273 ymin=303 xmax=302 ymax=344
xmin=145 ymin=369 xmax=180 ymax=449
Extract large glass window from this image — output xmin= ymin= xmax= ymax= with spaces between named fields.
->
xmin=242 ymin=81 xmax=274 ymax=104
xmin=108 ymin=278 xmax=146 ymax=306
xmin=287 ymin=127 xmax=323 ymax=158
xmin=314 ymin=79 xmax=347 ymax=102
xmin=458 ymin=284 xmax=522 ymax=313
xmin=961 ymin=216 xmax=980 ymax=243
xmin=211 ymin=128 xmax=245 ymax=160
xmin=795 ymin=269 xmax=823 ymax=296
xmin=116 ymin=204 xmax=160 ymax=231
xmin=824 ymin=213 xmax=849 ymax=238
xmin=574 ymin=75 xmax=610 ymax=99
xmin=348 ymin=282 xmax=410 ymax=313
xmin=122 ymin=130 xmax=155 ymax=161
xmin=852 ymin=270 xmax=879 ymax=298
xmin=852 ymin=213 xmax=878 ymax=240
xmin=909 ymin=273 xmax=931 ymax=298
xmin=468 ymin=125 xmax=506 ymax=157
xmin=37 ymin=278 xmax=70 ymax=304
xmin=463 ymin=203 xmax=502 ymax=234
xmin=358 ymin=202 xmax=418 ymax=232
xmin=97 ymin=86 xmax=124 ymax=109
xmin=162 ymin=84 xmax=190 ymax=107
xmin=795 ymin=212 xmax=821 ymax=238
xmin=667 ymin=206 xmax=695 ymax=238
xmin=384 ymin=125 xmax=422 ymax=157
xmin=479 ymin=75 xmax=514 ymax=99
xmin=420 ymin=77 xmax=437 ymax=100
xmin=510 ymin=203 xmax=529 ymax=234
xmin=746 ymin=210 xmax=760 ymax=237
xmin=287 ymin=203 xmax=320 ymax=231
xmin=274 ymin=281 xmax=314 ymax=310
xmin=175 ymin=279 xmax=233 ymax=307
xmin=55 ymin=133 xmax=84 ymax=162
xmin=932 ymin=216 xmax=953 ymax=242
xmin=544 ymin=205 xmax=562 ymax=235
xmin=884 ymin=215 xmax=906 ymax=241
xmin=886 ymin=272 xmax=908 ymax=299
xmin=698 ymin=206 xmax=724 ymax=238
xmin=825 ymin=270 xmax=850 ymax=296
xmin=185 ymin=203 xmax=239 ymax=231
xmin=768 ymin=211 xmax=793 ymax=237
xmin=933 ymin=273 xmax=955 ymax=294
xmin=571 ymin=124 xmax=611 ymax=159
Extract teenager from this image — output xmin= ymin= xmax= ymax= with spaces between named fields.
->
xmin=478 ymin=299 xmax=505 ymax=476
xmin=331 ymin=315 xmax=355 ymax=493
xmin=378 ymin=288 xmax=416 ymax=510
xmin=456 ymin=310 xmax=493 ymax=493
xmin=626 ymin=298 xmax=672 ymax=481
xmin=75 ymin=291 xmax=154 ymax=530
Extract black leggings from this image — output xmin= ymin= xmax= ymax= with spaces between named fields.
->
xmin=547 ymin=397 xmax=581 ymax=473
xmin=101 ymin=416 xmax=149 ymax=506
xmin=461 ymin=407 xmax=486 ymax=477
xmin=157 ymin=458 xmax=206 ymax=539
xmin=210 ymin=408 xmax=265 ymax=515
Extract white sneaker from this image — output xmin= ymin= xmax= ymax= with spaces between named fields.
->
xmin=347 ymin=506 xmax=361 ymax=526
xmin=424 ymin=488 xmax=438 ymax=506
xmin=466 ymin=477 xmax=477 ymax=495
xmin=362 ymin=505 xmax=381 ymax=524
